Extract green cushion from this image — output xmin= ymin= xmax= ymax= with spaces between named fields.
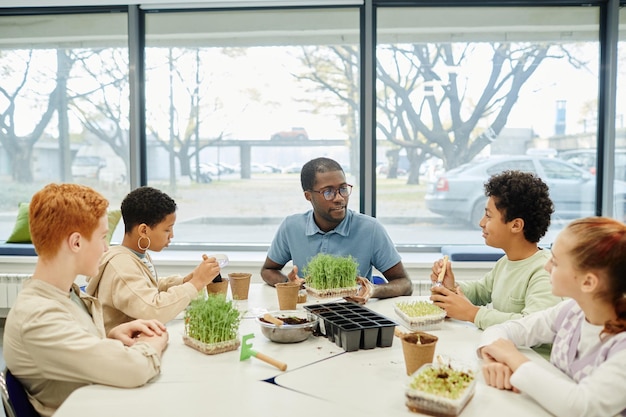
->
xmin=5 ymin=203 xmax=31 ymax=243
xmin=5 ymin=204 xmax=122 ymax=245
xmin=106 ymin=209 xmax=122 ymax=244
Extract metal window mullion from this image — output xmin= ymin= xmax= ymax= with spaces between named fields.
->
xmin=360 ymin=0 xmax=376 ymax=217
xmin=128 ymin=5 xmax=147 ymax=188
xmin=597 ymin=0 xmax=618 ymax=216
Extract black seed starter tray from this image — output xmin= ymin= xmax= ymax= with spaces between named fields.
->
xmin=304 ymin=302 xmax=397 ymax=352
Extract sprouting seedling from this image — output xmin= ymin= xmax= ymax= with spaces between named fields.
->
xmin=396 ymin=300 xmax=444 ymax=317
xmin=303 ymin=253 xmax=359 ymax=289
xmin=185 ymin=294 xmax=241 ymax=344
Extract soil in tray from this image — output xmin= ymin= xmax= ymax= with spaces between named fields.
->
xmin=259 ymin=317 xmax=310 ymax=325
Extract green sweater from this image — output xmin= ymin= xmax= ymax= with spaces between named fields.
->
xmin=459 ymin=248 xmax=562 ymax=330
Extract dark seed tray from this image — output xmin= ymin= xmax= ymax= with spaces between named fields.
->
xmin=304 ymin=302 xmax=397 ymax=352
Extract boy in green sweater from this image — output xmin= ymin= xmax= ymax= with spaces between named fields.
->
xmin=430 ymin=170 xmax=562 ymax=330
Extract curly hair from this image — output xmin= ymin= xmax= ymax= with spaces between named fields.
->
xmin=30 ymin=183 xmax=108 ymax=259
xmin=300 ymin=157 xmax=344 ymax=191
xmin=565 ymin=217 xmax=626 ymax=335
xmin=121 ymin=186 xmax=177 ymax=232
xmin=484 ymin=170 xmax=554 ymax=243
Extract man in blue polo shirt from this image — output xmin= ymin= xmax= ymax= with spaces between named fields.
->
xmin=261 ymin=157 xmax=413 ymax=303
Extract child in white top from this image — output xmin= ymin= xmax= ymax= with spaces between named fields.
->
xmin=478 ymin=217 xmax=626 ymax=417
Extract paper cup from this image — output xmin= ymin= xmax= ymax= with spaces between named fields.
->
xmin=275 ymin=282 xmax=300 ymax=310
xmin=228 ymin=272 xmax=251 ymax=300
xmin=206 ymin=279 xmax=229 ymax=296
xmin=400 ymin=331 xmax=438 ymax=376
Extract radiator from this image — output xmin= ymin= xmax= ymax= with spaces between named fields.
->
xmin=0 ymin=277 xmax=460 ymax=309
xmin=0 ymin=274 xmax=31 ymax=309
xmin=413 ymin=280 xmax=435 ymax=296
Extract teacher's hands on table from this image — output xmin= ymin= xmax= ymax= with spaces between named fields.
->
xmin=344 ymin=276 xmax=373 ymax=305
xmin=287 ymin=265 xmax=306 ymax=287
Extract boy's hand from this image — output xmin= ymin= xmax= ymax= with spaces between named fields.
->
xmin=108 ymin=319 xmax=167 ymax=346
xmin=430 ymin=285 xmax=479 ymax=322
xmin=430 ymin=258 xmax=456 ymax=289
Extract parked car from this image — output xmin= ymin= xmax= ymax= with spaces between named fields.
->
xmin=559 ymin=149 xmax=626 ymax=181
xmin=425 ymin=155 xmax=626 ymax=227
xmin=281 ymin=163 xmax=302 ymax=174
xmin=270 ymin=127 xmax=308 ymax=141
xmin=72 ymin=156 xmax=106 ymax=179
xmin=216 ymin=162 xmax=236 ymax=174
xmin=251 ymin=163 xmax=274 ymax=174
xmin=263 ymin=163 xmax=282 ymax=173
xmin=376 ymin=163 xmax=407 ymax=176
xmin=190 ymin=163 xmax=213 ymax=183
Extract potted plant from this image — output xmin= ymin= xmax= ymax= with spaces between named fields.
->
xmin=394 ymin=300 xmax=447 ymax=331
xmin=405 ymin=362 xmax=476 ymax=416
xmin=183 ymin=294 xmax=242 ymax=355
xmin=303 ymin=253 xmax=359 ymax=298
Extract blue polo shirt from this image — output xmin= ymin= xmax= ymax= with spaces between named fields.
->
xmin=267 ymin=209 xmax=402 ymax=280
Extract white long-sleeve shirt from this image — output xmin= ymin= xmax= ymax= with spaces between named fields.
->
xmin=478 ymin=300 xmax=626 ymax=417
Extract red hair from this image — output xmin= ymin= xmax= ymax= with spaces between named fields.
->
xmin=566 ymin=217 xmax=626 ymax=335
xmin=29 ymin=183 xmax=108 ymax=259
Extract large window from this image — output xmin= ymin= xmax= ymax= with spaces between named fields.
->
xmin=616 ymin=7 xmax=626 ymax=221
xmin=376 ymin=6 xmax=600 ymax=247
xmin=1 ymin=2 xmax=623 ymax=252
xmin=144 ymin=8 xmax=360 ymax=245
xmin=0 ymin=11 xmax=130 ymax=242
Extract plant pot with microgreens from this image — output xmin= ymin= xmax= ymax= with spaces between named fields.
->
xmin=405 ymin=363 xmax=476 ymax=416
xmin=303 ymin=253 xmax=360 ymax=299
xmin=394 ymin=300 xmax=447 ymax=331
xmin=183 ymin=294 xmax=242 ymax=355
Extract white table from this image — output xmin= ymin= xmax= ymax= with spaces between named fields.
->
xmin=274 ymin=295 xmax=554 ymax=417
xmin=54 ymin=286 xmax=555 ymax=417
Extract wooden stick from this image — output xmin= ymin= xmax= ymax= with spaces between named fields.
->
xmin=263 ymin=313 xmax=284 ymax=327
xmin=437 ymin=255 xmax=449 ymax=283
xmin=254 ymin=351 xmax=288 ymax=371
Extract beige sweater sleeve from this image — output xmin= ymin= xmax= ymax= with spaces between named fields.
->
xmin=102 ymin=252 xmax=199 ymax=328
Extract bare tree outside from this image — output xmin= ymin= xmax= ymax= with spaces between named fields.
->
xmin=0 ymin=50 xmax=67 ymax=183
xmin=295 ymin=45 xmax=360 ymax=178
xmin=145 ymin=47 xmax=231 ymax=188
xmin=290 ymin=42 xmax=591 ymax=185
xmin=69 ymin=48 xmax=131 ymax=181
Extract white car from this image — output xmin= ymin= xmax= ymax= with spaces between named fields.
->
xmin=425 ymin=155 xmax=626 ymax=227
xmin=72 ymin=156 xmax=106 ymax=179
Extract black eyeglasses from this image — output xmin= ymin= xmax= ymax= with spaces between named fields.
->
xmin=309 ymin=184 xmax=353 ymax=201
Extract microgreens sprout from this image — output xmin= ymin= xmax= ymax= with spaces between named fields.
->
xmin=409 ymin=365 xmax=474 ymax=400
xmin=303 ymin=253 xmax=359 ymax=289
xmin=184 ymin=294 xmax=241 ymax=344
xmin=396 ymin=300 xmax=444 ymax=317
